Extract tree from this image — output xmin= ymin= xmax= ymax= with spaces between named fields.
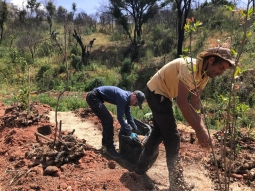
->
xmin=19 ymin=9 xmax=27 ymax=23
xmin=66 ymin=3 xmax=76 ymax=22
xmin=110 ymin=0 xmax=159 ymax=41
xmin=72 ymin=30 xmax=90 ymax=65
xmin=26 ymin=0 xmax=40 ymax=18
xmin=17 ymin=30 xmax=43 ymax=61
xmin=175 ymin=0 xmax=192 ymax=57
xmin=211 ymin=0 xmax=233 ymax=6
xmin=74 ymin=12 xmax=95 ymax=33
xmin=72 ymin=2 xmax=76 ymax=16
xmin=162 ymin=0 xmax=192 ymax=57
xmin=56 ymin=6 xmax=67 ymax=23
xmin=46 ymin=1 xmax=56 ymax=35
xmin=0 ymin=0 xmax=8 ymax=44
xmin=109 ymin=0 xmax=159 ymax=62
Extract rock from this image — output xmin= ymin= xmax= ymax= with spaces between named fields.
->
xmin=44 ymin=166 xmax=59 ymax=176
xmin=108 ymin=160 xmax=116 ymax=169
xmin=243 ymin=174 xmax=249 ymax=179
xmin=30 ymin=165 xmax=43 ymax=175
xmin=232 ymin=173 xmax=243 ymax=179
xmin=247 ymin=168 xmax=255 ymax=180
xmin=240 ymin=162 xmax=249 ymax=170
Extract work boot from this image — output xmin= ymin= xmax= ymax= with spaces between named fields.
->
xmin=135 ymin=148 xmax=159 ymax=176
xmin=170 ymin=180 xmax=194 ymax=191
xmin=169 ymin=164 xmax=194 ymax=191
xmin=134 ymin=167 xmax=145 ymax=175
xmin=106 ymin=147 xmax=121 ymax=159
xmin=101 ymin=145 xmax=106 ymax=152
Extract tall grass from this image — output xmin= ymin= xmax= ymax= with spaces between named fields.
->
xmin=31 ymin=93 xmax=87 ymax=111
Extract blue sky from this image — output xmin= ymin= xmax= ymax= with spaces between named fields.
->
xmin=53 ymin=0 xmax=106 ymax=14
xmin=6 ymin=0 xmax=248 ymax=15
xmin=7 ymin=0 xmax=107 ymax=15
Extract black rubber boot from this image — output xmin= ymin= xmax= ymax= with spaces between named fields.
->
xmin=105 ymin=147 xmax=121 ymax=159
xmin=168 ymin=161 xmax=194 ymax=191
xmin=105 ymin=138 xmax=121 ymax=159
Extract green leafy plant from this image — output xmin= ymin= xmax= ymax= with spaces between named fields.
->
xmin=143 ymin=112 xmax=152 ymax=122
xmin=244 ymin=124 xmax=255 ymax=140
xmin=31 ymin=93 xmax=87 ymax=111
xmin=13 ymin=87 xmax=29 ymax=110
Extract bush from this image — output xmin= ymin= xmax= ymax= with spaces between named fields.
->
xmin=36 ymin=65 xmax=56 ymax=92
xmin=37 ymin=42 xmax=52 ymax=57
xmin=70 ymin=46 xmax=82 ymax=56
xmin=70 ymin=55 xmax=83 ymax=71
xmin=85 ymin=77 xmax=105 ymax=91
xmin=32 ymin=93 xmax=87 ymax=111
xmin=58 ymin=64 xmax=66 ymax=74
xmin=120 ymin=58 xmax=132 ymax=74
xmin=36 ymin=65 xmax=52 ymax=80
xmin=172 ymin=101 xmax=185 ymax=122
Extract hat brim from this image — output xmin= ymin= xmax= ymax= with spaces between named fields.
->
xmin=198 ymin=52 xmax=236 ymax=69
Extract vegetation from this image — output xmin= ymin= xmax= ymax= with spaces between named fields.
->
xmin=0 ymin=1 xmax=254 ymax=124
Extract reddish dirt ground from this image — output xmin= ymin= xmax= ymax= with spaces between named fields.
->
xmin=0 ymin=101 xmax=254 ymax=191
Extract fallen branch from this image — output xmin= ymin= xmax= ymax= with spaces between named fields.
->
xmin=9 ymin=169 xmax=32 ymax=186
xmin=34 ymin=132 xmax=75 ymax=147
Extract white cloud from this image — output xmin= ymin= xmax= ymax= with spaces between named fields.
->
xmin=9 ymin=0 xmax=44 ymax=10
xmin=9 ymin=0 xmax=28 ymax=9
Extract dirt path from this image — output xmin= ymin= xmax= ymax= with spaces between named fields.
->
xmin=48 ymin=111 xmax=215 ymax=190
xmin=48 ymin=111 xmax=104 ymax=150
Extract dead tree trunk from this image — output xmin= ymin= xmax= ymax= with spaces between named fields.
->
xmin=72 ymin=30 xmax=89 ymax=65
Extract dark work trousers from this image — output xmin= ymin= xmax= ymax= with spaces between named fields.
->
xmin=136 ymin=87 xmax=180 ymax=179
xmin=86 ymin=89 xmax=114 ymax=149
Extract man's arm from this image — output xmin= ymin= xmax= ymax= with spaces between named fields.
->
xmin=176 ymin=80 xmax=210 ymax=147
xmin=125 ymin=107 xmax=137 ymax=131
xmin=116 ymin=102 xmax=132 ymax=136
xmin=189 ymin=88 xmax=202 ymax=111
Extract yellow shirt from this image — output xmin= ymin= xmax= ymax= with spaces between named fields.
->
xmin=147 ymin=57 xmax=209 ymax=100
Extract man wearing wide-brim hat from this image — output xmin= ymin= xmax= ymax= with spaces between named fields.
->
xmin=135 ymin=47 xmax=237 ymax=190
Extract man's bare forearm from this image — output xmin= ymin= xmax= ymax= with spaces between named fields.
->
xmin=178 ymin=101 xmax=205 ymax=132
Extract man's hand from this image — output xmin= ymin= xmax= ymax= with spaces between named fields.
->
xmin=130 ymin=133 xmax=139 ymax=142
xmin=195 ymin=128 xmax=210 ymax=148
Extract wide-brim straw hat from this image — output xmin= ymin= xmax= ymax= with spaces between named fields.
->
xmin=197 ymin=47 xmax=236 ymax=69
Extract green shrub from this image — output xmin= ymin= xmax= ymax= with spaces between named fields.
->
xmin=172 ymin=101 xmax=185 ymax=122
xmin=32 ymin=93 xmax=87 ymax=111
xmin=120 ymin=58 xmax=132 ymax=74
xmin=36 ymin=65 xmax=54 ymax=92
xmin=37 ymin=42 xmax=52 ymax=57
xmin=58 ymin=64 xmax=66 ymax=74
xmin=70 ymin=46 xmax=82 ymax=56
xmin=70 ymin=55 xmax=83 ymax=71
xmin=110 ymin=32 xmax=123 ymax=41
xmin=36 ymin=65 xmax=52 ymax=80
xmin=89 ymin=65 xmax=121 ymax=87
xmin=85 ymin=77 xmax=105 ymax=91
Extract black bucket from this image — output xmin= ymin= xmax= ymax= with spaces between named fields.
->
xmin=119 ymin=119 xmax=152 ymax=164
xmin=37 ymin=125 xmax=52 ymax=135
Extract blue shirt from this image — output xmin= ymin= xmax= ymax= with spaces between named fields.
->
xmin=96 ymin=86 xmax=137 ymax=136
